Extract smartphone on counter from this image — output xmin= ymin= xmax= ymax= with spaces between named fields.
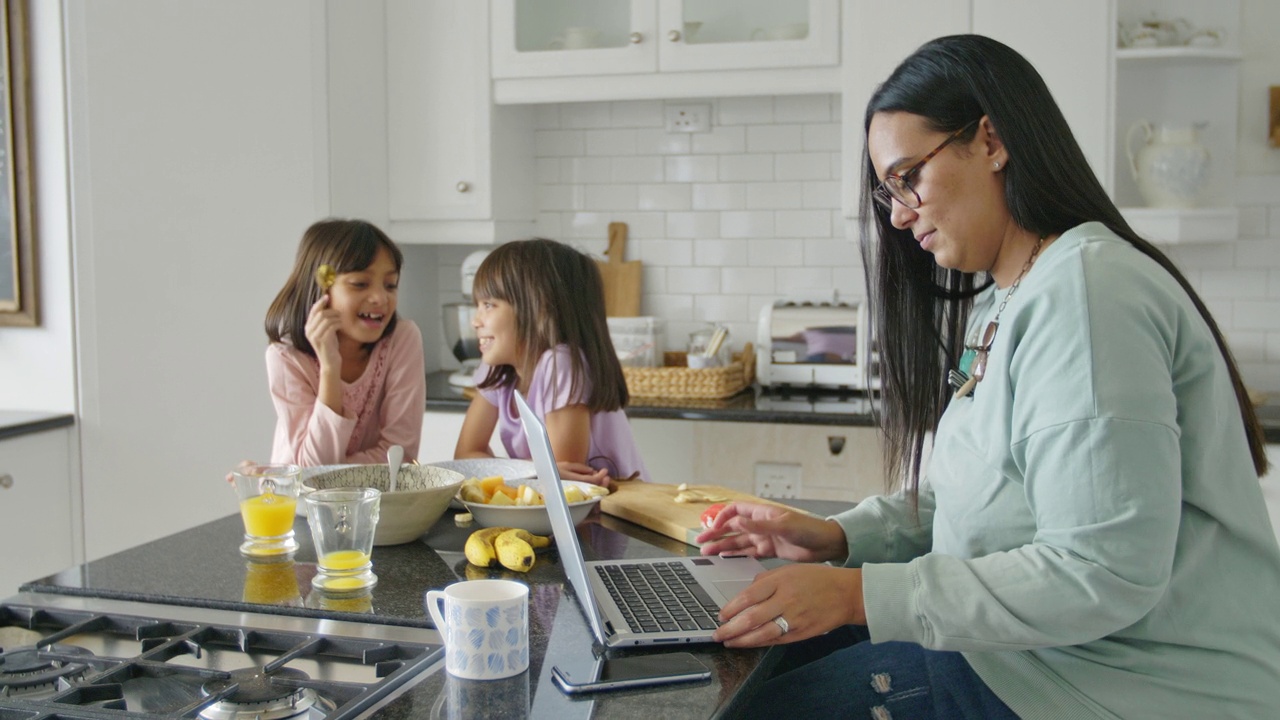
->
xmin=551 ymin=652 xmax=711 ymax=695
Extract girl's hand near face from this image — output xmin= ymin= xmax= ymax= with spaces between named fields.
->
xmin=305 ymin=295 xmax=342 ymax=373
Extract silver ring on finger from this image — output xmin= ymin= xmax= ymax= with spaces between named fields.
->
xmin=773 ymin=615 xmax=789 ymax=636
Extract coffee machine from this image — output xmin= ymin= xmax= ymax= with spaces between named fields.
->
xmin=442 ymin=250 xmax=489 ymax=387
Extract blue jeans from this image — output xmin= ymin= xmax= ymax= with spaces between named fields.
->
xmin=734 ymin=627 xmax=1020 ymax=720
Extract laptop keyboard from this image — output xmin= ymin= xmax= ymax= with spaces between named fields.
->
xmin=596 ymin=561 xmax=723 ymax=634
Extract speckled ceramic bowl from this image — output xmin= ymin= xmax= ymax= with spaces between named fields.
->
xmin=303 ymin=465 xmax=465 ymax=546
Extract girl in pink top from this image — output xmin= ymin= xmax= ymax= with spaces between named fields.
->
xmin=455 ymin=238 xmax=647 ymax=486
xmin=264 ymin=219 xmax=425 ymax=465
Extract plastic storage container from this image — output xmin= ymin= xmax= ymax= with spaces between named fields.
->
xmin=607 ymin=317 xmax=665 ymax=368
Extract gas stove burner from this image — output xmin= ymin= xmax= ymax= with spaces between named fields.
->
xmin=0 ymin=644 xmax=93 ymax=695
xmin=199 ymin=667 xmax=333 ymax=720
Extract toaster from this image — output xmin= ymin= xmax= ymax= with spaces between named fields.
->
xmin=755 ymin=300 xmax=876 ymax=390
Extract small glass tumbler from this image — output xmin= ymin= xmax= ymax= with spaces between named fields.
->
xmin=304 ymin=487 xmax=381 ymax=592
xmin=231 ymin=463 xmax=301 ymax=558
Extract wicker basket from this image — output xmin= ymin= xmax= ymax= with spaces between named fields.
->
xmin=623 ymin=342 xmax=755 ymax=400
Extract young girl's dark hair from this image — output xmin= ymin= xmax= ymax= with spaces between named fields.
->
xmin=473 ymin=238 xmax=629 ymax=413
xmin=265 ymin=218 xmax=404 ymax=357
xmin=860 ymin=34 xmax=1266 ymax=497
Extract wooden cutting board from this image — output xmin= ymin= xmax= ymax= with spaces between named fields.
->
xmin=596 ymin=222 xmax=642 ymax=317
xmin=599 ymin=481 xmax=812 ymax=547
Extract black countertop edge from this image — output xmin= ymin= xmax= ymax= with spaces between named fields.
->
xmin=0 ymin=411 xmax=75 ymax=440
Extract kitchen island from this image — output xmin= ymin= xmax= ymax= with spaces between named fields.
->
xmin=18 ymin=500 xmax=850 ymax=718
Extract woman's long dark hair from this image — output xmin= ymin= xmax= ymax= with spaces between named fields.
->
xmin=860 ymin=34 xmax=1266 ymax=500
xmin=265 ymin=219 xmax=403 ymax=357
xmin=473 ymin=238 xmax=628 ymax=413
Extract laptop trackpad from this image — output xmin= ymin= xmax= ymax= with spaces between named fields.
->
xmin=712 ymin=580 xmax=753 ymax=602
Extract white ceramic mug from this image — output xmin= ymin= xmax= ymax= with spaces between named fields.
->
xmin=426 ymin=580 xmax=530 ymax=680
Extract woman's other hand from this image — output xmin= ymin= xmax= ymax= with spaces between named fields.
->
xmin=695 ymin=502 xmax=848 ymax=564
xmin=304 ymin=295 xmax=341 ymax=371
xmin=557 ymin=461 xmax=611 ymax=489
xmin=712 ymin=564 xmax=865 ymax=647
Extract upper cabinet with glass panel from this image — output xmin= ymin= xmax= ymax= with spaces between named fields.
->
xmin=492 ymin=0 xmax=838 ymax=80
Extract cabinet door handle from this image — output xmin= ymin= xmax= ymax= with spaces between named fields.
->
xmin=629 ymin=32 xmax=643 ymax=44
xmin=456 ymin=181 xmax=471 ymax=193
xmin=0 ymin=473 xmax=12 ymax=489
xmin=667 ymin=29 xmax=681 ymax=42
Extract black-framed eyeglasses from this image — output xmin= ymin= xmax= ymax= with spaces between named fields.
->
xmin=872 ymin=119 xmax=979 ymax=211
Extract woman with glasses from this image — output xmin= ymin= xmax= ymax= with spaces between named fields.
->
xmin=699 ymin=35 xmax=1280 ymax=719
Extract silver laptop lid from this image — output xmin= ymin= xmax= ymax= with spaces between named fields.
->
xmin=513 ymin=390 xmax=611 ymax=646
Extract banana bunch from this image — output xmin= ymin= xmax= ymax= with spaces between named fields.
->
xmin=464 ymin=527 xmax=550 ymax=573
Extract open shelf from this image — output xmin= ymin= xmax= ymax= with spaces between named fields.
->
xmin=1116 ymin=47 xmax=1242 ymax=63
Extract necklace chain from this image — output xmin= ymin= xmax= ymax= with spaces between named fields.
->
xmin=991 ymin=234 xmax=1046 ymax=330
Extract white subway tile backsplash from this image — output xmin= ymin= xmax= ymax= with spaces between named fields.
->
xmin=563 ymin=212 xmax=614 ymax=240
xmin=562 ymin=157 xmax=612 ymax=183
xmin=665 ymin=155 xmax=719 ymax=182
xmin=748 ymin=238 xmax=803 ymax=267
xmin=536 ymin=158 xmax=560 ymax=184
xmin=534 ymin=105 xmax=561 ymax=130
xmin=666 ymin=212 xmax=721 ymax=239
xmin=645 ymin=293 xmax=695 ymax=321
xmin=561 ymin=102 xmax=614 ymax=129
xmin=638 ymin=184 xmax=693 ymax=211
xmin=585 ymin=129 xmax=638 ymax=156
xmin=534 ymin=212 xmax=562 ymax=239
xmin=668 ymin=267 xmax=721 ymax=294
xmin=1267 ymin=333 xmax=1280 ymax=362
xmin=776 ymin=152 xmax=834 ymax=181
xmin=717 ymin=97 xmax=773 ymax=125
xmin=1239 ymin=205 xmax=1268 ymax=239
xmin=610 ymin=100 xmax=665 ymax=128
xmin=642 ymin=266 xmax=667 ymax=296
xmin=605 ymin=212 xmax=666 ymax=240
xmin=692 ymin=183 xmax=747 ymax=211
xmin=1227 ymin=330 xmax=1267 ymax=362
xmin=694 ymin=294 xmax=752 ymax=323
xmin=636 ymin=129 xmax=692 ymax=155
xmin=611 ymin=156 xmax=665 ymax=183
xmin=774 ymin=95 xmax=833 ymax=123
xmin=535 ymin=130 xmax=585 ymax=157
xmin=777 ymin=267 xmax=834 ymax=296
xmin=748 ymin=182 xmax=803 ymax=210
xmin=1234 ymin=301 xmax=1280 ymax=331
xmin=721 ymin=267 xmax=775 ymax=295
xmin=719 ymin=154 xmax=774 ymax=182
xmin=803 ymin=123 xmax=841 ymax=152
xmin=1201 ymin=269 xmax=1267 ymax=299
xmin=538 ymin=184 xmax=586 ymax=211
xmin=692 ymin=126 xmax=747 ymax=155
xmin=693 ymin=239 xmax=742 ymax=266
xmin=585 ymin=184 xmax=639 ymax=211
xmin=1235 ymin=239 xmax=1280 ymax=268
xmin=722 ymin=211 xmax=775 ymax=239
xmin=804 ymin=237 xmax=858 ymax=266
xmin=776 ymin=210 xmax=833 ymax=238
xmin=803 ymin=180 xmax=840 ymax=208
xmin=747 ymin=125 xmax=805 ymax=153
xmin=637 ymin=239 xmax=694 ymax=266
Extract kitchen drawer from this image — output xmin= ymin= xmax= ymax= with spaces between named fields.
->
xmin=0 ymin=427 xmax=76 ymax=595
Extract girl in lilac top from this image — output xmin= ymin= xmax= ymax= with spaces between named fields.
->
xmin=263 ymin=219 xmax=425 ymax=466
xmin=455 ymin=239 xmax=647 ymax=486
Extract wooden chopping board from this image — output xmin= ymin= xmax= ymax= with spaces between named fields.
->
xmin=596 ymin=222 xmax=642 ymax=317
xmin=599 ymin=481 xmax=813 ymax=547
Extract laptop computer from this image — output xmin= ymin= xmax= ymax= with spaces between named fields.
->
xmin=514 ymin=390 xmax=767 ymax=647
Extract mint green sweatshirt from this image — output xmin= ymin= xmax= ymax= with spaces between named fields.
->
xmin=837 ymin=223 xmax=1280 ymax=719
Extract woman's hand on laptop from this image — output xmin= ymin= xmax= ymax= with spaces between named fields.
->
xmin=712 ymin=564 xmax=865 ymax=647
xmin=695 ymin=502 xmax=847 ymax=564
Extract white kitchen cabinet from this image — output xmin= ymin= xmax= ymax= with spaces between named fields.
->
xmin=420 ymin=410 xmax=506 ymax=465
xmin=0 ymin=428 xmax=76 ymax=597
xmin=378 ymin=0 xmax=536 ymax=243
xmin=491 ymin=0 xmax=840 ymax=104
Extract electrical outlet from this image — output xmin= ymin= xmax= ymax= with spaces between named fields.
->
xmin=754 ymin=462 xmax=802 ymax=499
xmin=665 ymin=103 xmax=712 ymax=133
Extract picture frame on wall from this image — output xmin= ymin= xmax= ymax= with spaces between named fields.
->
xmin=0 ymin=0 xmax=36 ymax=327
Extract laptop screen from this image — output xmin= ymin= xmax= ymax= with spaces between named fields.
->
xmin=513 ymin=391 xmax=611 ymax=646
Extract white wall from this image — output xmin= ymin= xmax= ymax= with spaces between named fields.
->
xmin=0 ymin=2 xmax=74 ymax=412
xmin=65 ymin=1 xmax=328 ymax=558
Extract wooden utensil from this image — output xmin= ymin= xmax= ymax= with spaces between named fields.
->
xmin=599 ymin=481 xmax=812 ymax=546
xmin=596 ymin=222 xmax=642 ymax=317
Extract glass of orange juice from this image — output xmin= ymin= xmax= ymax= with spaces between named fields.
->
xmin=231 ymin=463 xmax=301 ymax=557
xmin=303 ymin=487 xmax=380 ymax=592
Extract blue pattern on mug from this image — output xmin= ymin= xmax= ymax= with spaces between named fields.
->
xmin=448 ymin=605 xmax=462 ymax=625
xmin=465 ymin=607 xmax=484 ymax=626
xmin=485 ymin=606 xmax=501 ymax=628
xmin=503 ymin=604 xmax=523 ymax=624
xmin=505 ymin=627 xmax=521 ymax=647
xmin=487 ymin=653 xmax=506 ymax=674
xmin=508 ymin=648 xmax=523 ymax=670
xmin=466 ymin=628 xmax=485 ymax=650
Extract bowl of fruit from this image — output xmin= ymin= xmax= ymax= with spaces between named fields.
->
xmin=457 ymin=475 xmax=608 ymax=535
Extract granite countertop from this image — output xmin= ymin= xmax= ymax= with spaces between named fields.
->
xmin=22 ymin=500 xmax=853 ymax=718
xmin=0 ymin=410 xmax=75 ymax=441
xmin=426 ymin=370 xmax=880 ymax=427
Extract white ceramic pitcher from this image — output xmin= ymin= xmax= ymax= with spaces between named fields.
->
xmin=1125 ymin=121 xmax=1210 ymax=209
